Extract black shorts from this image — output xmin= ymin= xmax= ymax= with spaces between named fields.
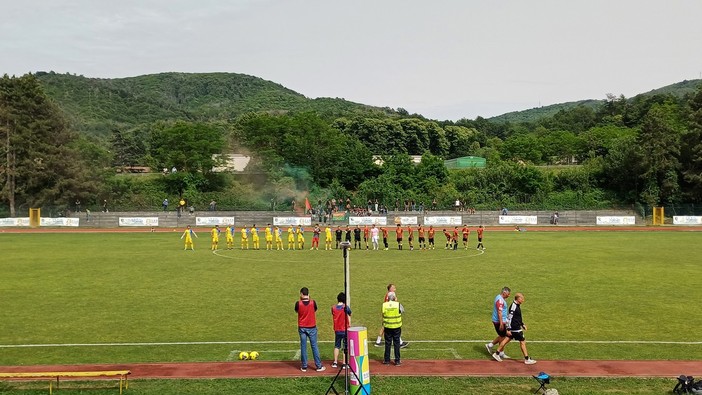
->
xmin=463 ymin=237 xmax=468 ymax=242
xmin=508 ymin=330 xmax=525 ymax=342
xmin=396 ymin=238 xmax=402 ymax=243
xmin=493 ymin=322 xmax=507 ymax=337
xmin=418 ymin=237 xmax=425 ymax=242
xmin=428 ymin=238 xmax=434 ymax=243
xmin=334 ymin=332 xmax=347 ymax=349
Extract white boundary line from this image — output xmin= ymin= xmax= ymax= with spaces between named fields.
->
xmin=211 ymin=249 xmax=485 ymax=262
xmin=2 ymin=339 xmax=700 ymax=348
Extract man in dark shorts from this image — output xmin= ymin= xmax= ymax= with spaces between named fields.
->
xmin=395 ymin=224 xmax=403 ymax=250
xmin=417 ymin=225 xmax=426 ymax=250
xmin=335 ymin=226 xmax=343 ymax=249
xmin=428 ymin=226 xmax=435 ymax=250
xmin=353 ymin=225 xmax=362 ymax=249
xmin=486 ymin=286 xmax=511 ymax=361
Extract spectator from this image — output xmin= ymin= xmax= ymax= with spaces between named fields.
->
xmin=295 ymin=287 xmax=325 ymax=372
xmin=162 ymin=198 xmax=169 ymax=212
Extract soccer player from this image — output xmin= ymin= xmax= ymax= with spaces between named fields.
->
xmin=428 ymin=225 xmax=435 ymax=250
xmin=363 ymin=225 xmax=370 ymax=250
xmin=476 ymin=225 xmax=485 ymax=250
xmin=487 ymin=286 xmax=511 ymax=361
xmin=417 ymin=225 xmax=426 ymax=250
xmin=265 ymin=223 xmax=273 ymax=251
xmin=251 ymin=224 xmax=260 ymax=250
xmin=344 ymin=226 xmax=352 ymax=245
xmin=452 ymin=227 xmax=459 ymax=251
xmin=443 ymin=229 xmax=452 ymax=249
xmin=353 ymin=226 xmax=362 ymax=249
xmin=461 ymin=225 xmax=470 ymax=250
xmin=311 ymin=224 xmax=320 ymax=250
xmin=240 ymin=225 xmax=249 ymax=250
xmin=180 ymin=225 xmax=198 ymax=250
xmin=406 ymin=225 xmax=414 ymax=251
xmin=225 ymin=224 xmax=235 ymax=250
xmin=381 ymin=226 xmax=389 ymax=250
xmin=296 ymin=225 xmax=305 ymax=250
xmin=370 ymin=224 xmax=380 ymax=250
xmin=210 ymin=225 xmax=220 ymax=251
xmin=335 ymin=226 xmax=343 ymax=249
xmin=275 ymin=226 xmax=283 ymax=250
xmin=396 ymin=224 xmax=403 ymax=250
xmin=287 ymin=226 xmax=296 ymax=250
xmin=325 ymin=225 xmax=333 ymax=250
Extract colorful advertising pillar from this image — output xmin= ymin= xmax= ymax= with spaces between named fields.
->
xmin=348 ymin=326 xmax=371 ymax=394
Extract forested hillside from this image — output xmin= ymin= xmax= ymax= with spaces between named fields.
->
xmin=35 ymin=72 xmax=401 ymax=136
xmin=1 ymin=72 xmax=701 ymax=216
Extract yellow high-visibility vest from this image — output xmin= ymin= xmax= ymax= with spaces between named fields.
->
xmin=382 ymin=301 xmax=402 ymax=329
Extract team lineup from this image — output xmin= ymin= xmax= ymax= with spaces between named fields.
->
xmin=180 ymin=223 xmax=487 ymax=252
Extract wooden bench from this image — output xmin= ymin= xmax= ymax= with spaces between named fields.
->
xmin=0 ymin=370 xmax=130 ymax=394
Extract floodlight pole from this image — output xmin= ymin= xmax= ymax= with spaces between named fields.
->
xmin=325 ymin=242 xmax=368 ymax=395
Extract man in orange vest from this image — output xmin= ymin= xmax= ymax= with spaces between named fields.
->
xmin=295 ymin=287 xmax=325 ymax=372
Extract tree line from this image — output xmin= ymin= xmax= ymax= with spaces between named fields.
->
xmin=2 ymin=72 xmax=701 ymax=216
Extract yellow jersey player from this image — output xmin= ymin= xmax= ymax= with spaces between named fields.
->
xmin=264 ymin=223 xmax=273 ymax=250
xmin=210 ymin=225 xmax=220 ymax=251
xmin=287 ymin=226 xmax=296 ymax=250
xmin=240 ymin=225 xmax=249 ymax=250
xmin=296 ymin=225 xmax=305 ymax=250
xmin=251 ymin=224 xmax=260 ymax=250
xmin=180 ymin=225 xmax=198 ymax=250
xmin=225 ymin=224 xmax=234 ymax=250
xmin=274 ymin=226 xmax=283 ymax=250
xmin=325 ymin=225 xmax=333 ymax=250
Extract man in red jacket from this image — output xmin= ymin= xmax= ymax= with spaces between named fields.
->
xmin=295 ymin=287 xmax=326 ymax=372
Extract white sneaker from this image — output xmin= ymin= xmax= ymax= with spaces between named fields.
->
xmin=525 ymin=358 xmax=537 ymax=365
xmin=491 ymin=352 xmax=502 ymax=362
xmin=499 ymin=352 xmax=510 ymax=359
xmin=485 ymin=343 xmax=493 ymax=354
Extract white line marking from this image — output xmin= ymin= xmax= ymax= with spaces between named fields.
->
xmin=293 ymin=350 xmax=301 ymax=361
xmin=1 ymin=339 xmax=700 ymax=348
xmin=450 ymin=347 xmax=462 ymax=359
xmin=210 ymin=249 xmax=484 ymax=262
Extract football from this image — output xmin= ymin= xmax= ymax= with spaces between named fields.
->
xmin=238 ymin=351 xmax=249 ymax=360
xmin=249 ymin=351 xmax=260 ymax=360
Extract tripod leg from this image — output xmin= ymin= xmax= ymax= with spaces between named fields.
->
xmin=324 ymin=368 xmax=343 ymax=395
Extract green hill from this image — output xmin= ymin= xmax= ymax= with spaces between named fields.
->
xmin=488 ymin=79 xmax=702 ymax=124
xmin=35 ymin=71 xmax=398 ymax=136
xmin=487 ymin=99 xmax=603 ymax=123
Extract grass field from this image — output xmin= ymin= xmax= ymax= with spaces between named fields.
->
xmin=1 ymin=230 xmax=701 ymax=367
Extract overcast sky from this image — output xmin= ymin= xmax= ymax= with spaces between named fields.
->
xmin=2 ymin=0 xmax=702 ymax=120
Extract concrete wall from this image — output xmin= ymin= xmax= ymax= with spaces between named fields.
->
xmin=67 ymin=209 xmax=640 ymax=228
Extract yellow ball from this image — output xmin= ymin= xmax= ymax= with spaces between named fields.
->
xmin=249 ymin=351 xmax=259 ymax=360
xmin=238 ymin=351 xmax=249 ymax=360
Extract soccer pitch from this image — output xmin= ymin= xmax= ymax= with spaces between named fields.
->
xmin=1 ymin=230 xmax=701 ymax=366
